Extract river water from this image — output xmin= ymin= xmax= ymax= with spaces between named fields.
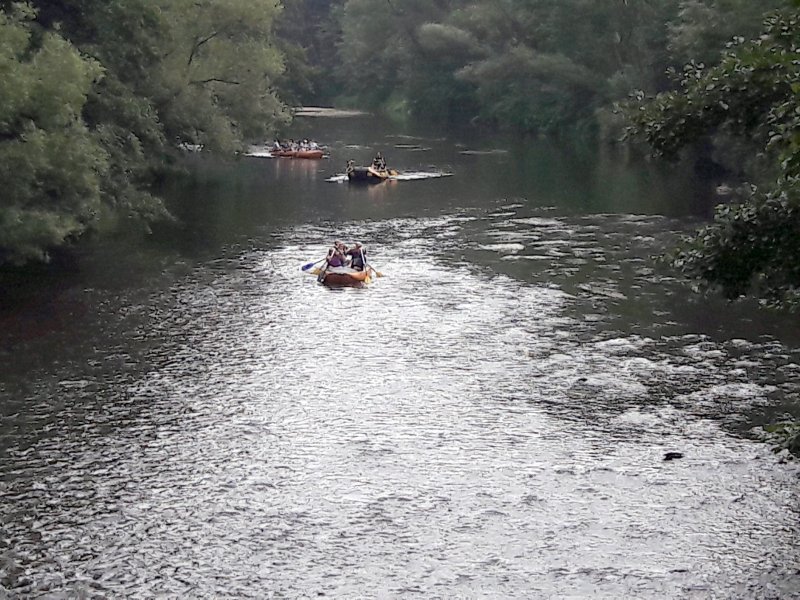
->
xmin=1 ymin=113 xmax=799 ymax=598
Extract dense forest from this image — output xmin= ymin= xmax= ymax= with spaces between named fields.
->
xmin=0 ymin=0 xmax=798 ymax=309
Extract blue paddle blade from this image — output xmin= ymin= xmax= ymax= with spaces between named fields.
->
xmin=301 ymin=259 xmax=323 ymax=271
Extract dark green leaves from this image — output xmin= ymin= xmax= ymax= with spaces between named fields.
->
xmin=0 ymin=8 xmax=106 ymax=264
xmin=0 ymin=0 xmax=290 ymax=265
xmin=629 ymin=8 xmax=800 ymax=309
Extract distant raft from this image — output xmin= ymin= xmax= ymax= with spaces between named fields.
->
xmin=346 ymin=166 xmax=398 ymax=183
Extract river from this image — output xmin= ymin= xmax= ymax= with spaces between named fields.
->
xmin=0 ymin=112 xmax=799 ymax=598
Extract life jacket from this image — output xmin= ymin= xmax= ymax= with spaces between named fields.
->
xmin=328 ymin=254 xmax=343 ymax=267
xmin=349 ymin=249 xmax=365 ymax=270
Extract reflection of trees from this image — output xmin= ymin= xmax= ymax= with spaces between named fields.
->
xmin=273 ymin=158 xmax=327 ymax=180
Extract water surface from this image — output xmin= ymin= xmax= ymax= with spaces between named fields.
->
xmin=1 ymin=115 xmax=799 ymax=598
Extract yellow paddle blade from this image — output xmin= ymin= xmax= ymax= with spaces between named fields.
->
xmin=310 ymin=267 xmax=322 ymax=275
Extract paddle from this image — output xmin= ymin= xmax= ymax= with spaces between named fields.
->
xmin=354 ymin=244 xmax=383 ymax=278
xmin=358 ymin=248 xmax=370 ymax=279
xmin=301 ymin=257 xmax=326 ymax=271
xmin=350 ymin=248 xmax=373 ymax=284
xmin=317 ymin=259 xmax=330 ymax=283
xmin=366 ymin=263 xmax=383 ymax=277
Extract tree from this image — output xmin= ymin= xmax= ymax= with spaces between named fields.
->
xmin=0 ymin=0 xmax=291 ymax=265
xmin=274 ymin=0 xmax=347 ymax=105
xmin=668 ymin=0 xmax=786 ymax=65
xmin=335 ymin=0 xmax=682 ymax=132
xmin=147 ymin=0 xmax=288 ymax=153
xmin=0 ymin=5 xmax=108 ymax=264
xmin=626 ymin=7 xmax=800 ymax=309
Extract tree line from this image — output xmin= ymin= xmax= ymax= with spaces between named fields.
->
xmin=0 ymin=0 xmax=288 ymax=265
xmin=1 ymin=0 xmax=799 ymax=310
xmin=332 ymin=0 xmax=782 ymax=133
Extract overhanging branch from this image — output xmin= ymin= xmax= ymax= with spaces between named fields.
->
xmin=189 ymin=78 xmax=241 ymax=86
xmin=188 ymin=31 xmax=220 ymax=66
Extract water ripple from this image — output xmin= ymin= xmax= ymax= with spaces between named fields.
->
xmin=1 ymin=209 xmax=799 ymax=598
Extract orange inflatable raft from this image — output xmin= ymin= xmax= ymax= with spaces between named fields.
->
xmin=317 ymin=267 xmax=371 ymax=287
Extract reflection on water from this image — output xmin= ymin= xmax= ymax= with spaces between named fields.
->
xmin=1 ymin=116 xmax=799 ymax=598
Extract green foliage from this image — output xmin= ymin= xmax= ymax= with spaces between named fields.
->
xmin=457 ymin=46 xmax=605 ymax=132
xmin=337 ymin=0 xmax=415 ymax=108
xmin=416 ymin=23 xmax=481 ymax=58
xmin=142 ymin=0 xmax=288 ymax=152
xmin=668 ymin=0 xmax=787 ymax=65
xmin=670 ymin=179 xmax=800 ymax=307
xmin=0 ymin=0 xmax=292 ymax=265
xmin=628 ymin=8 xmax=800 ymax=309
xmin=0 ymin=6 xmax=107 ymax=264
xmin=336 ymin=0 xmax=683 ymax=132
xmin=627 ymin=10 xmax=800 ymax=165
xmin=760 ymin=421 xmax=800 ymax=457
xmin=332 ymin=0 xmax=798 ymax=137
xmin=274 ymin=0 xmax=347 ymax=105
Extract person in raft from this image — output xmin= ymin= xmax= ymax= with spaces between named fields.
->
xmin=326 ymin=241 xmax=347 ymax=267
xmin=372 ymin=152 xmax=386 ymax=171
xmin=346 ymin=242 xmax=367 ymax=271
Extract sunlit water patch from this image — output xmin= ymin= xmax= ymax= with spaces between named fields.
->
xmin=326 ymin=171 xmax=453 ymax=183
xmin=243 ymin=145 xmax=275 ymax=158
xmin=293 ymin=107 xmax=370 ymax=118
xmin=1 ymin=212 xmax=799 ymax=598
xmin=393 ymin=144 xmax=431 ymax=152
xmin=458 ymin=149 xmax=510 ymax=156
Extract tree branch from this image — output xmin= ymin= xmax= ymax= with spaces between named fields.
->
xmin=188 ymin=31 xmax=220 ymax=66
xmin=189 ymin=78 xmax=241 ymax=86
